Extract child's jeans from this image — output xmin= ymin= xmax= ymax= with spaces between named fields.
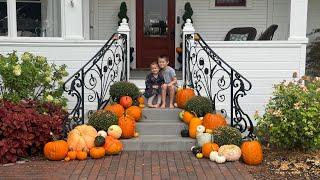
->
xmin=147 ymin=94 xmax=161 ymax=106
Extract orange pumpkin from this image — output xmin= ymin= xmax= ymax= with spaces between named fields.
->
xmin=189 ymin=117 xmax=203 ymax=138
xmin=76 ymin=150 xmax=88 ymax=160
xmin=90 ymin=147 xmax=106 ymax=159
xmin=137 ymin=96 xmax=145 ymax=105
xmin=104 ymin=136 xmax=123 ymax=155
xmin=67 ymin=151 xmax=77 ymax=160
xmin=104 ymin=103 xmax=125 ymax=118
xmin=202 ymin=142 xmax=219 ymax=158
xmin=120 ymin=96 xmax=133 ymax=108
xmin=44 ymin=133 xmax=69 ymax=161
xmin=118 ymin=114 xmax=136 ymax=139
xmin=176 ymin=47 xmax=182 ymax=54
xmin=126 ymin=106 xmax=142 ymax=122
xmin=67 ymin=125 xmax=97 ymax=152
xmin=202 ymin=113 xmax=227 ymax=130
xmin=183 ymin=111 xmax=195 ymax=124
xmin=176 ymin=88 xmax=195 ymax=109
xmin=241 ymin=140 xmax=263 ymax=165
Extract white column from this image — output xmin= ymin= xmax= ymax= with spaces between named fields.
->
xmin=7 ymin=0 xmax=17 ymax=37
xmin=289 ymin=0 xmax=309 ymax=41
xmin=118 ymin=18 xmax=131 ymax=81
xmin=61 ymin=0 xmax=84 ymax=39
xmin=182 ymin=19 xmax=195 ymax=85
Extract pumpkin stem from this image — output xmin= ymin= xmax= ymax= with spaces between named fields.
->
xmin=50 ymin=132 xmax=58 ymax=141
xmin=190 ymin=111 xmax=198 ymax=118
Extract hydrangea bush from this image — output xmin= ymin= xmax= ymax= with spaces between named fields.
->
xmin=0 ymin=52 xmax=68 ymax=105
xmin=256 ymin=73 xmax=320 ymax=150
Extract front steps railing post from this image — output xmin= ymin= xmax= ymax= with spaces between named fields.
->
xmin=182 ymin=19 xmax=195 ymax=87
xmin=117 ymin=18 xmax=130 ymax=81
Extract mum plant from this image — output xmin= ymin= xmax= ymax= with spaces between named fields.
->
xmin=256 ymin=73 xmax=320 ymax=150
xmin=0 ymin=52 xmax=68 ymax=105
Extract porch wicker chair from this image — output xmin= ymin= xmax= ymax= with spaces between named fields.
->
xmin=224 ymin=27 xmax=257 ymax=41
xmin=258 ymin=24 xmax=278 ymax=40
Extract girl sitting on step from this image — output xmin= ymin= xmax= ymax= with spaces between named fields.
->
xmin=144 ymin=62 xmax=165 ymax=108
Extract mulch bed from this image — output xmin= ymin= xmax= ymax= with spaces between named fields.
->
xmin=245 ymin=148 xmax=320 ymax=180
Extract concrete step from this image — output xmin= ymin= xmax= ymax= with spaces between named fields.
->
xmin=136 ymin=122 xmax=187 ymax=135
xmin=142 ymin=108 xmax=182 ymax=120
xmin=130 ymin=79 xmax=183 ymax=90
xmin=121 ymin=135 xmax=196 ymax=151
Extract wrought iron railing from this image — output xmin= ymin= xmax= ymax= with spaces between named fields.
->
xmin=63 ymin=33 xmax=128 ymax=133
xmin=184 ymin=33 xmax=254 ymax=139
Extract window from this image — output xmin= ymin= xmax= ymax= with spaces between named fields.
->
xmin=215 ymin=0 xmax=246 ymax=6
xmin=16 ymin=0 xmax=61 ymax=37
xmin=0 ymin=0 xmax=8 ymax=36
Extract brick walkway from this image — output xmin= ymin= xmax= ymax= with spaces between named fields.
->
xmin=0 ymin=151 xmax=253 ymax=180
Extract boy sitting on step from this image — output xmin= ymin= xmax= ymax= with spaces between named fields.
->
xmin=158 ymin=55 xmax=177 ymax=109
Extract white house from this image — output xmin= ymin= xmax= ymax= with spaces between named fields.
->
xmin=0 ymin=0 xmax=319 ymax=121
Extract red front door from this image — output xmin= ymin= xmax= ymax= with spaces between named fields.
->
xmin=136 ymin=0 xmax=175 ymax=69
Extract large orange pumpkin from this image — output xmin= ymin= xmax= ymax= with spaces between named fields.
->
xmin=104 ymin=103 xmax=124 ymax=118
xmin=202 ymin=113 xmax=227 ymax=130
xmin=104 ymin=136 xmax=123 ymax=155
xmin=120 ymin=96 xmax=133 ymax=108
xmin=176 ymin=88 xmax=195 ymax=109
xmin=118 ymin=114 xmax=136 ymax=139
xmin=126 ymin=106 xmax=142 ymax=122
xmin=67 ymin=125 xmax=97 ymax=152
xmin=202 ymin=142 xmax=219 ymax=158
xmin=241 ymin=140 xmax=263 ymax=165
xmin=183 ymin=111 xmax=195 ymax=124
xmin=44 ymin=138 xmax=69 ymax=161
xmin=189 ymin=117 xmax=203 ymax=138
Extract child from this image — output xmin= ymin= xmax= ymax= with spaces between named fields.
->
xmin=144 ymin=62 xmax=165 ymax=108
xmin=158 ymin=55 xmax=177 ymax=109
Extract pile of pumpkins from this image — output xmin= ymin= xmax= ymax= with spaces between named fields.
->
xmin=176 ymin=87 xmax=263 ymax=166
xmin=43 ymin=95 xmax=145 ymax=161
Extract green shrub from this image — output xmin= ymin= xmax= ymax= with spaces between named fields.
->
xmin=256 ymin=75 xmax=320 ymax=150
xmin=88 ymin=110 xmax=118 ymax=131
xmin=212 ymin=126 xmax=243 ymax=146
xmin=109 ymin=81 xmax=140 ymax=102
xmin=184 ymin=96 xmax=214 ymax=117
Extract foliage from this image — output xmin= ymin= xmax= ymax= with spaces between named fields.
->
xmin=307 ymin=29 xmax=320 ymax=77
xmin=88 ymin=110 xmax=118 ymax=132
xmin=109 ymin=81 xmax=140 ymax=102
xmin=118 ymin=2 xmax=129 ymax=25
xmin=182 ymin=2 xmax=193 ymax=28
xmin=0 ymin=52 xmax=68 ymax=105
xmin=212 ymin=126 xmax=242 ymax=146
xmin=256 ymin=75 xmax=320 ymax=150
xmin=0 ymin=100 xmax=66 ymax=163
xmin=185 ymin=96 xmax=214 ymax=117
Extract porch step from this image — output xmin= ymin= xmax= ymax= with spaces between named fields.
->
xmin=130 ymin=79 xmax=183 ymax=90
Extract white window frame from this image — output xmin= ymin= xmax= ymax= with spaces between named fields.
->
xmin=1 ymin=0 xmax=64 ymax=40
xmin=209 ymin=0 xmax=253 ymax=9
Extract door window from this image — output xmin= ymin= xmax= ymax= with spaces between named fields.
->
xmin=143 ymin=0 xmax=168 ymax=37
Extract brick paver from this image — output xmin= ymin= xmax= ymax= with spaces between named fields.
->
xmin=0 ymin=151 xmax=253 ymax=180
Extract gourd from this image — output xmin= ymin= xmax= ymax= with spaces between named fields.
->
xmin=202 ymin=113 xmax=227 ymax=130
xmin=189 ymin=116 xmax=203 ymax=138
xmin=196 ymin=125 xmax=211 ymax=147
xmin=118 ymin=114 xmax=136 ymax=139
xmin=179 ymin=111 xmax=184 ymax=121
xmin=125 ymin=106 xmax=142 ymax=121
xmin=104 ymin=136 xmax=123 ymax=155
xmin=202 ymin=142 xmax=219 ymax=158
xmin=90 ymin=147 xmax=106 ymax=159
xmin=94 ymin=136 xmax=106 ymax=147
xmin=97 ymin=130 xmax=107 ymax=138
xmin=120 ymin=96 xmax=133 ymax=108
xmin=67 ymin=151 xmax=77 ymax=160
xmin=241 ymin=140 xmax=263 ymax=165
xmin=191 ymin=146 xmax=202 ymax=155
xmin=209 ymin=151 xmax=226 ymax=164
xmin=182 ymin=111 xmax=195 ymax=124
xmin=137 ymin=96 xmax=145 ymax=105
xmin=104 ymin=103 xmax=125 ymax=118
xmin=67 ymin=125 xmax=97 ymax=152
xmin=107 ymin=125 xmax=122 ymax=139
xmin=176 ymin=88 xmax=195 ymax=109
xmin=218 ymin=145 xmax=242 ymax=161
xmin=76 ymin=150 xmax=88 ymax=160
xmin=44 ymin=132 xmax=69 ymax=161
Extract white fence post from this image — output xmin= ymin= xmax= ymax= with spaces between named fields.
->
xmin=182 ymin=19 xmax=195 ymax=86
xmin=117 ymin=18 xmax=131 ymax=81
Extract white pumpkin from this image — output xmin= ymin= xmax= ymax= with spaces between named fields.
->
xmin=196 ymin=125 xmax=206 ymax=134
xmin=209 ymin=151 xmax=219 ymax=162
xmin=196 ymin=125 xmax=212 ymax=147
xmin=215 ymin=155 xmax=226 ymax=164
xmin=107 ymin=125 xmax=122 ymax=139
xmin=218 ymin=145 xmax=241 ymax=161
xmin=97 ymin=130 xmax=107 ymax=138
